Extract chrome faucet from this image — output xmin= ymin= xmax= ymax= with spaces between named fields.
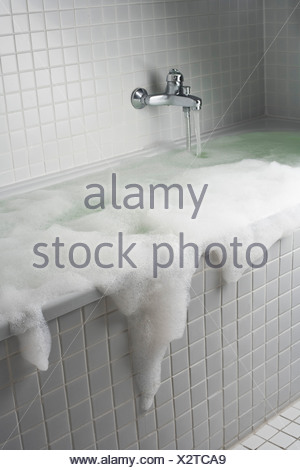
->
xmin=131 ymin=69 xmax=202 ymax=111
xmin=131 ymin=69 xmax=202 ymax=152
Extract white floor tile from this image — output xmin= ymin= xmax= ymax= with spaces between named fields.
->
xmin=255 ymin=424 xmax=278 ymax=440
xmin=280 ymin=407 xmax=300 ymax=421
xmin=242 ymin=435 xmax=265 ymax=449
xmin=269 ymin=431 xmax=296 ymax=449
xmin=258 ymin=441 xmax=282 ymax=450
xmin=231 ymin=444 xmax=248 ymax=450
xmin=282 ymin=422 xmax=300 ymax=438
xmin=287 ymin=440 xmax=300 ymax=450
xmin=267 ymin=415 xmax=290 ymax=430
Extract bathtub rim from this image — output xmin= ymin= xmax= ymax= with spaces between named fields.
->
xmin=2 ymin=115 xmax=300 ymax=201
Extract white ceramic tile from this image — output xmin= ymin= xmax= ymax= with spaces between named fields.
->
xmin=269 ymin=431 xmax=296 ymax=449
xmin=242 ymin=434 xmax=265 ymax=449
xmin=280 ymin=406 xmax=300 ymax=421
xmin=255 ymin=423 xmax=278 ymax=440
xmin=258 ymin=441 xmax=281 ymax=450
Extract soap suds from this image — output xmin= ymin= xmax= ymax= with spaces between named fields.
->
xmin=1 ymin=131 xmax=300 ymax=410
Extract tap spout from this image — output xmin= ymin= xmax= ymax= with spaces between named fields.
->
xmin=131 ymin=88 xmax=202 ymax=111
xmin=145 ymin=93 xmax=202 ymax=111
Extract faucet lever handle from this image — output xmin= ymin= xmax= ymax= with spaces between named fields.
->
xmin=167 ymin=69 xmax=184 ymax=84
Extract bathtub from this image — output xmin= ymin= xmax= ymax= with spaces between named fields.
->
xmin=1 ymin=116 xmax=300 ymax=450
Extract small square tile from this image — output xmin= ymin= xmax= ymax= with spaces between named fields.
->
xmin=209 ymin=410 xmax=223 ymax=436
xmin=58 ymin=309 xmax=82 ymax=332
xmin=136 ymin=410 xmax=156 ymax=439
xmin=206 ymin=330 xmax=221 ymax=356
xmin=0 ymin=411 xmax=19 ymax=445
xmin=174 ymin=391 xmax=191 ymax=418
xmin=283 ymin=422 xmax=300 ymax=438
xmin=269 ymin=431 xmax=296 ymax=449
xmin=156 ymin=401 xmax=174 ymax=429
xmin=158 ymin=421 xmax=175 ymax=448
xmin=94 ymin=411 xmax=115 ymax=441
xmin=84 ymin=316 xmax=107 ymax=345
xmin=109 ymin=331 xmax=129 ymax=360
xmin=9 ymin=353 xmax=36 ymax=380
xmin=69 ymin=399 xmax=92 ymax=430
xmin=255 ymin=424 xmax=278 ymax=440
xmin=39 ymin=362 xmax=64 ymax=395
xmin=89 ymin=364 xmax=111 ymax=395
xmin=97 ymin=432 xmax=118 ymax=450
xmin=139 ymin=432 xmax=157 ymax=450
xmin=60 ymin=327 xmax=84 ymax=358
xmin=66 ymin=376 xmax=89 ymax=407
xmin=171 ymin=348 xmax=189 ymax=375
xmin=280 ymin=407 xmax=300 ymax=421
xmin=117 ymin=422 xmax=137 ymax=449
xmin=1 ymin=435 xmax=22 ymax=450
xmin=46 ymin=411 xmax=70 ymax=443
xmin=18 ymin=400 xmax=44 ymax=433
xmin=91 ymin=388 xmax=113 ymax=418
xmin=188 ymin=296 xmax=204 ymax=322
xmin=172 ymin=369 xmax=190 ymax=397
xmin=22 ymin=423 xmax=47 ymax=450
xmin=115 ymin=400 xmax=136 ymax=429
xmin=205 ymin=288 xmax=221 ymax=313
xmin=154 ymin=379 xmax=173 ymax=407
xmin=50 ymin=434 xmax=72 ymax=450
xmin=191 ymin=381 xmax=207 ymax=408
xmin=111 ymin=355 xmax=131 ymax=384
xmin=63 ymin=351 xmax=87 ymax=382
xmin=176 ymin=411 xmax=192 ymax=438
xmin=242 ymin=434 xmax=265 ymax=449
xmin=87 ymin=340 xmax=109 ymax=371
xmin=177 ymin=430 xmax=193 ymax=449
xmin=73 ymin=423 xmax=95 ymax=450
xmin=258 ymin=441 xmax=281 ymax=450
xmin=171 ymin=330 xmax=188 ymax=354
xmin=112 ymin=377 xmax=134 ymax=407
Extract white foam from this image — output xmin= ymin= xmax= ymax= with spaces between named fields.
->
xmin=1 ymin=132 xmax=300 ymax=410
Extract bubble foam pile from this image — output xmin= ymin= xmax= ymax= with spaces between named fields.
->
xmin=1 ymin=131 xmax=300 ymax=411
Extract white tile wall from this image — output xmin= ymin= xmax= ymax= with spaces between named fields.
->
xmin=0 ymin=229 xmax=300 ymax=450
xmin=0 ymin=0 xmax=264 ymax=187
xmin=265 ymin=0 xmax=300 ymax=119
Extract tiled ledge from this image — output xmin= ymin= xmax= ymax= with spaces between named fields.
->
xmin=0 ymin=287 xmax=102 ymax=342
xmin=1 ymin=116 xmax=296 ymax=201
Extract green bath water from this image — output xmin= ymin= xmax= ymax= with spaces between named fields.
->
xmin=199 ymin=131 xmax=300 ymax=166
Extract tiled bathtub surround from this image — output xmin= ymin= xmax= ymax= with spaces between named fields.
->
xmin=0 ymin=229 xmax=300 ymax=450
xmin=0 ymin=0 xmax=264 ymax=186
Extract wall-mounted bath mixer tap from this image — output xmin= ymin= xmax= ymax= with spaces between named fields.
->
xmin=131 ymin=69 xmax=202 ymax=111
xmin=131 ymin=69 xmax=202 ymax=153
